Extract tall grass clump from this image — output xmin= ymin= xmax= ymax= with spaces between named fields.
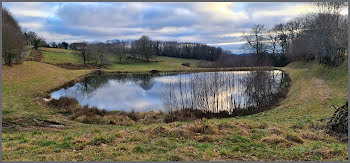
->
xmin=162 ymin=70 xmax=290 ymax=122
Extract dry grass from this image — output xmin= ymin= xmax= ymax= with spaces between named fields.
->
xmin=2 ymin=61 xmax=348 ymax=161
xmin=285 ymin=134 xmax=306 ymax=144
xmin=301 ymin=131 xmax=322 ymax=141
xmin=261 ymin=135 xmax=289 ymax=145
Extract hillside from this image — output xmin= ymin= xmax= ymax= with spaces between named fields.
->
xmin=2 ymin=59 xmax=348 ymax=161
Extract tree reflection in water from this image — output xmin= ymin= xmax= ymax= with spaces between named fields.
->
xmin=51 ymin=71 xmax=289 ymax=114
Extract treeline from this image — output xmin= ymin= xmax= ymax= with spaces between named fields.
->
xmin=234 ymin=2 xmax=348 ymax=67
xmin=154 ymin=41 xmax=222 ymax=61
xmin=2 ymin=8 xmax=50 ymax=65
xmin=71 ymin=35 xmax=223 ymax=66
xmin=2 ymin=7 xmax=222 ymax=66
xmin=2 ymin=8 xmax=26 ymax=65
xmin=287 ymin=2 xmax=348 ymax=66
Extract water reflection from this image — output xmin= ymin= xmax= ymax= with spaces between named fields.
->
xmin=51 ymin=71 xmax=287 ymax=113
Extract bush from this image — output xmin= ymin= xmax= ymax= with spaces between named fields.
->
xmin=47 ymin=97 xmax=79 ymax=109
xmin=326 ymin=102 xmax=348 ymax=137
xmin=181 ymin=62 xmax=191 ymax=67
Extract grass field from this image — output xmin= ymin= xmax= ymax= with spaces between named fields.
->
xmin=39 ymin=47 xmax=80 ymax=54
xmin=35 ymin=47 xmax=212 ymax=72
xmin=2 ymin=55 xmax=348 ymax=161
xmin=39 ymin=47 xmax=81 ymax=65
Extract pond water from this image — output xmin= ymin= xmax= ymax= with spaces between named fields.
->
xmin=51 ymin=70 xmax=288 ymax=113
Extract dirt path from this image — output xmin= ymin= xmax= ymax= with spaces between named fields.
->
xmin=311 ymin=77 xmax=333 ymax=101
xmin=20 ymin=45 xmax=33 ymax=59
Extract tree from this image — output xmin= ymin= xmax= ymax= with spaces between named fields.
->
xmin=267 ymin=26 xmax=280 ymax=56
xmin=51 ymin=42 xmax=57 ymax=48
xmin=119 ymin=42 xmax=126 ymax=63
xmin=33 ymin=38 xmax=41 ymax=49
xmin=94 ymin=42 xmax=108 ymax=65
xmin=273 ymin=23 xmax=289 ymax=56
xmin=130 ymin=40 xmax=138 ymax=62
xmin=71 ymin=42 xmax=89 ymax=65
xmin=39 ymin=38 xmax=48 ymax=47
xmin=154 ymin=40 xmax=161 ymax=56
xmin=313 ymin=2 xmax=348 ymax=66
xmin=61 ymin=42 xmax=69 ymax=49
xmin=136 ymin=35 xmax=155 ymax=61
xmin=26 ymin=31 xmax=37 ymax=45
xmin=241 ymin=24 xmax=269 ymax=65
xmin=2 ymin=8 xmax=25 ymax=65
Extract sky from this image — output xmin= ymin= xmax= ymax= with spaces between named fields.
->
xmin=3 ymin=2 xmax=345 ymax=54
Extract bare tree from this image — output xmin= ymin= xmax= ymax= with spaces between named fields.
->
xmin=2 ymin=8 xmax=26 ymax=65
xmin=79 ymin=42 xmax=88 ymax=65
xmin=110 ymin=40 xmax=125 ymax=63
xmin=313 ymin=2 xmax=348 ymax=66
xmin=241 ymin=24 xmax=269 ymax=65
xmin=137 ymin=35 xmax=155 ymax=62
xmin=267 ymin=26 xmax=280 ymax=56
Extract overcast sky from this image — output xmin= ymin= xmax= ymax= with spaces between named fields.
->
xmin=2 ymin=2 xmax=338 ymax=54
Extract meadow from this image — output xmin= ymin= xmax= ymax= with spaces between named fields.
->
xmin=1 ymin=47 xmax=348 ymax=161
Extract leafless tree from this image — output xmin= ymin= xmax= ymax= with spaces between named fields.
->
xmin=109 ymin=40 xmax=125 ymax=63
xmin=286 ymin=2 xmax=348 ymax=66
xmin=135 ymin=35 xmax=155 ymax=62
xmin=274 ymin=23 xmax=289 ymax=56
xmin=267 ymin=25 xmax=280 ymax=56
xmin=2 ymin=8 xmax=26 ymax=65
xmin=241 ymin=24 xmax=269 ymax=65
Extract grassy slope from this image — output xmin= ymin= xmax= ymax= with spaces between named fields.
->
xmin=39 ymin=47 xmax=81 ymax=65
xmin=2 ymin=62 xmax=90 ymax=126
xmin=37 ymin=47 xmax=211 ymax=72
xmin=106 ymin=56 xmax=208 ymax=72
xmin=2 ymin=59 xmax=348 ymax=161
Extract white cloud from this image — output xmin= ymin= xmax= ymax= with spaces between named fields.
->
xmin=3 ymin=2 xmax=319 ymax=53
xmin=207 ymin=41 xmax=245 ymax=46
xmin=3 ymin=2 xmax=57 ymax=18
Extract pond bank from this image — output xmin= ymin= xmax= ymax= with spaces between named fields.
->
xmin=45 ymin=69 xmax=290 ymax=123
xmin=2 ymin=61 xmax=348 ymax=161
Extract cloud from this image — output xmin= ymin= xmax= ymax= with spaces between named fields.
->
xmin=3 ymin=2 xmax=321 ymax=53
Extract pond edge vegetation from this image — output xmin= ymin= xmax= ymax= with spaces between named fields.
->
xmin=43 ymin=68 xmax=291 ymax=125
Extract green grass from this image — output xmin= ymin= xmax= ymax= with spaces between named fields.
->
xmin=153 ymin=56 xmax=210 ymax=65
xmin=106 ymin=55 xmax=211 ymax=72
xmin=36 ymin=48 xmax=212 ymax=71
xmin=23 ymin=47 xmax=32 ymax=60
xmin=2 ymin=61 xmax=89 ymax=126
xmin=107 ymin=60 xmax=191 ymax=72
xmin=39 ymin=47 xmax=79 ymax=54
xmin=1 ymin=60 xmax=348 ymax=161
xmin=40 ymin=48 xmax=81 ymax=65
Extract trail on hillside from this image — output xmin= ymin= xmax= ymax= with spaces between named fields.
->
xmin=311 ymin=77 xmax=333 ymax=101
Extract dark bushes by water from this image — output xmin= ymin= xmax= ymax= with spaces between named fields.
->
xmin=47 ymin=97 xmax=79 ymax=110
xmin=326 ymin=102 xmax=348 ymax=138
xmin=48 ymin=97 xmax=110 ymax=124
xmin=47 ymin=97 xmax=164 ymax=125
xmin=47 ymin=70 xmax=290 ymax=125
xmin=162 ymin=70 xmax=291 ymax=122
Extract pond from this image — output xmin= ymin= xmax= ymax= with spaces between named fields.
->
xmin=51 ymin=70 xmax=289 ymax=113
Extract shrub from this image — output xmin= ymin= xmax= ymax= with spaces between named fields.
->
xmin=181 ymin=62 xmax=191 ymax=67
xmin=326 ymin=102 xmax=348 ymax=137
xmin=47 ymin=97 xmax=79 ymax=109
